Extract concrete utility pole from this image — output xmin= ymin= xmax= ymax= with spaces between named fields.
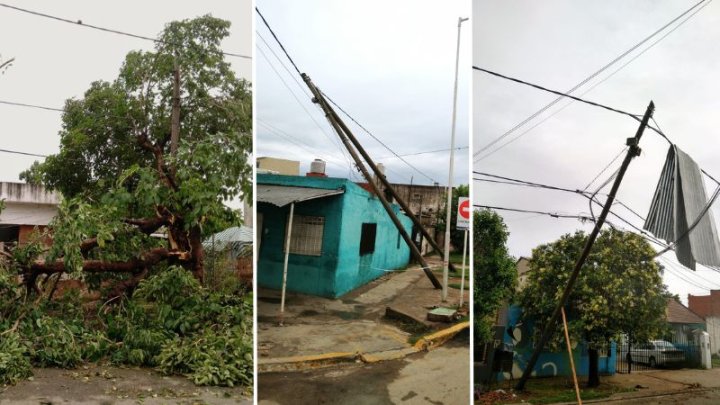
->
xmin=515 ymin=101 xmax=655 ymax=390
xmin=443 ymin=16 xmax=468 ymax=302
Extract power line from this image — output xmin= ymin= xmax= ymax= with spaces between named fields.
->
xmin=254 ymin=6 xmax=437 ymax=185
xmin=0 ymin=148 xmax=48 ymax=158
xmin=473 ymin=0 xmax=710 ymax=160
xmin=473 ymin=204 xmax=595 ymax=221
xmin=255 ymin=42 xmax=355 ymax=174
xmin=0 ymin=100 xmax=63 ymax=112
xmin=255 ymin=7 xmax=300 ymax=73
xmin=659 ymin=256 xmax=720 ymax=289
xmin=0 ymin=2 xmax=251 ymax=60
xmin=320 ymin=90 xmax=437 ymax=184
xmin=377 ymin=146 xmax=468 ymax=160
xmin=474 ymin=67 xmax=645 ymax=121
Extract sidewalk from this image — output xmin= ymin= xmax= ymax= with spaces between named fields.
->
xmin=555 ymin=368 xmax=720 ymax=404
xmin=257 ymin=259 xmax=469 ymax=372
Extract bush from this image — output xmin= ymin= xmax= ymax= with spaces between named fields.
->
xmin=157 ymin=325 xmax=253 ymax=387
xmin=0 ymin=332 xmax=32 ymax=385
xmin=25 ymin=316 xmax=83 ymax=368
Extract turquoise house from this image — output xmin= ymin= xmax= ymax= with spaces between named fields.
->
xmin=492 ymin=305 xmax=616 ymax=381
xmin=256 ymin=173 xmax=413 ymax=298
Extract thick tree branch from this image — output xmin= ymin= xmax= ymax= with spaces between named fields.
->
xmin=26 ymin=247 xmax=188 ymax=276
xmin=136 ymin=130 xmax=178 ymax=190
xmin=80 ymin=215 xmax=170 ymax=256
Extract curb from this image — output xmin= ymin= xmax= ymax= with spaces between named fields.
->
xmin=258 ymin=352 xmax=359 ymax=373
xmin=258 ymin=321 xmax=470 ymax=373
xmin=414 ymin=321 xmax=470 ymax=351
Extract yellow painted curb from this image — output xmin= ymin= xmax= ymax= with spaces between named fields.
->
xmin=413 ymin=321 xmax=469 ymax=351
xmin=360 ymin=347 xmax=419 ymax=363
xmin=258 ymin=352 xmax=358 ymax=373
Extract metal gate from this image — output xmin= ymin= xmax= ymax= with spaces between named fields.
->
xmin=616 ymin=333 xmax=701 ymax=373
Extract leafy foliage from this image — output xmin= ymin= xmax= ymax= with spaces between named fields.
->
xmin=0 ymin=16 xmax=252 ymax=388
xmin=0 ymin=265 xmax=253 ymax=387
xmin=519 ymin=229 xmax=669 ymax=349
xmin=436 ymin=184 xmax=469 ymax=249
xmin=0 ymin=333 xmax=32 ymax=385
xmin=474 ymin=209 xmax=517 ymax=344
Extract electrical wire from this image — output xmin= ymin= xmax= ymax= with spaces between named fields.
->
xmin=255 ymin=42 xmax=356 ymax=175
xmin=255 ymin=7 xmax=300 ymax=73
xmin=376 ymin=146 xmax=468 ymax=160
xmin=0 ymin=2 xmax=251 ymax=59
xmin=473 ymin=0 xmax=710 ymax=160
xmin=0 ymin=148 xmax=48 ymax=158
xmin=255 ymin=6 xmax=438 ymax=185
xmin=0 ymin=100 xmax=63 ymax=112
xmin=320 ymin=90 xmax=437 ymax=184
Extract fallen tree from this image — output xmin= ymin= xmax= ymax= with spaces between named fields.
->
xmin=0 ymin=15 xmax=253 ymax=388
xmin=17 ymin=14 xmax=252 ymax=298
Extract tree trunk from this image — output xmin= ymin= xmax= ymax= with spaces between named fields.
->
xmin=587 ymin=347 xmax=600 ymax=387
xmin=189 ymin=226 xmax=204 ymax=283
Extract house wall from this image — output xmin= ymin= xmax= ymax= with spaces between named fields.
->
xmin=334 ymin=182 xmax=412 ymax=297
xmin=689 ymin=290 xmax=720 ymax=318
xmin=0 ymin=202 xmax=57 ymax=226
xmin=256 ymin=174 xmax=412 ymax=298
xmin=256 ymin=196 xmax=343 ymax=298
xmin=257 ymin=157 xmax=300 ymax=176
xmin=496 ymin=305 xmax=616 ymax=381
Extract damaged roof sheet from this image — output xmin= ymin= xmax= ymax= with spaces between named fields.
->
xmin=256 ymin=184 xmax=344 ymax=207
xmin=644 ymin=145 xmax=720 ymax=269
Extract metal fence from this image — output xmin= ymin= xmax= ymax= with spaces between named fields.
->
xmin=616 ymin=334 xmax=701 ymax=373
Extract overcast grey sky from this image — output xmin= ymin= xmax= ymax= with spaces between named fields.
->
xmin=0 ymin=0 xmax=251 ymax=183
xmin=255 ymin=0 xmax=470 ymax=187
xmin=474 ymin=0 xmax=720 ymax=304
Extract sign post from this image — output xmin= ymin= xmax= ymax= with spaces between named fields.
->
xmin=457 ymin=197 xmax=469 ymax=306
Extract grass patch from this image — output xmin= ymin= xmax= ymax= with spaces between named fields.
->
xmin=449 ymin=282 xmax=469 ymax=290
xmin=712 ymin=357 xmax=720 ymax=368
xmin=479 ymin=377 xmax=634 ymax=404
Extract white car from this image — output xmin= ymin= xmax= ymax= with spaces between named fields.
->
xmin=628 ymin=340 xmax=685 ymax=368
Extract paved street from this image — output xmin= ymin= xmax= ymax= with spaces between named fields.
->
xmin=258 ymin=334 xmax=470 ymax=405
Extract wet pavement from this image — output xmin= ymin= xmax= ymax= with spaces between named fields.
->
xmin=257 ymin=258 xmax=468 ymax=365
xmin=258 ymin=333 xmax=470 ymax=405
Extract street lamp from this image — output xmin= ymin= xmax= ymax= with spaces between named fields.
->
xmin=443 ymin=16 xmax=468 ymax=302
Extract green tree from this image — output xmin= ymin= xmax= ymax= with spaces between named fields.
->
xmin=436 ymin=183 xmax=469 ymax=250
xmin=520 ymin=229 xmax=669 ymax=387
xmin=15 ymin=15 xmax=252 ymax=296
xmin=474 ymin=209 xmax=517 ymax=345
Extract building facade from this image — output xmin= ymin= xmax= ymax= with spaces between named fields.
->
xmin=256 ymin=173 xmax=412 ymax=298
xmin=688 ymin=290 xmax=720 ymax=355
xmin=0 ymin=182 xmax=60 ymax=248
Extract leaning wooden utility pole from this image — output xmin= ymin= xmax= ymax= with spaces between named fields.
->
xmin=323 ymin=92 xmax=459 ymax=274
xmin=515 ymin=101 xmax=655 ymax=390
xmin=302 ymin=73 xmax=442 ymax=289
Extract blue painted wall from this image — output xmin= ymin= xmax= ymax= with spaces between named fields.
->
xmin=496 ymin=305 xmax=616 ymax=381
xmin=257 ymin=174 xmax=412 ymax=298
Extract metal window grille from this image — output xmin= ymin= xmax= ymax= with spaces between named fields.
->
xmin=285 ymin=215 xmax=324 ymax=256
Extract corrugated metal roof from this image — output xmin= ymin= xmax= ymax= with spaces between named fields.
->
xmin=644 ymin=146 xmax=720 ymax=269
xmin=256 ymin=184 xmax=344 ymax=207
xmin=203 ymin=225 xmax=253 ymax=255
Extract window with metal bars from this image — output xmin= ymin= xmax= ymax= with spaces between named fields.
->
xmin=285 ymin=215 xmax=324 ymax=256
